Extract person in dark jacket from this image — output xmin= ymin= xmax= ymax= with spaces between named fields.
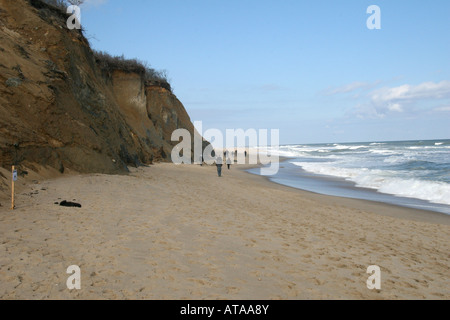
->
xmin=216 ymin=157 xmax=223 ymax=177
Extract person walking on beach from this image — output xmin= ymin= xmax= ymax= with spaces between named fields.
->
xmin=216 ymin=156 xmax=223 ymax=177
xmin=226 ymin=157 xmax=232 ymax=170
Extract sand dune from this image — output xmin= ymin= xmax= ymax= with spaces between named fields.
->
xmin=0 ymin=163 xmax=449 ymax=299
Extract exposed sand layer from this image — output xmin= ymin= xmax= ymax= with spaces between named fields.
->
xmin=0 ymin=163 xmax=449 ymax=299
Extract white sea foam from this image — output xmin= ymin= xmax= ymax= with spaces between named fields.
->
xmin=257 ymin=148 xmax=297 ymax=157
xmin=332 ymin=144 xmax=367 ymax=150
xmin=369 ymin=149 xmax=398 ymax=155
xmin=291 ymin=162 xmax=450 ymax=206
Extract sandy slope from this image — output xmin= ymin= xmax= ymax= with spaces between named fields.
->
xmin=0 ymin=163 xmax=449 ymax=299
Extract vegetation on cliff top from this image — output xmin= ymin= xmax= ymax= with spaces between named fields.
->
xmin=34 ymin=0 xmax=172 ymax=92
xmin=36 ymin=0 xmax=83 ymax=11
xmin=93 ymin=51 xmax=172 ymax=92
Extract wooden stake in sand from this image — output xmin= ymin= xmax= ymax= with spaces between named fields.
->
xmin=11 ymin=165 xmax=17 ymax=210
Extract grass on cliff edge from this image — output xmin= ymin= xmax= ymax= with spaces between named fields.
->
xmin=34 ymin=0 xmax=172 ymax=92
xmin=93 ymin=51 xmax=172 ymax=92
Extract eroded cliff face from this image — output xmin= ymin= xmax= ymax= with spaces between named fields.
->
xmin=0 ymin=0 xmax=204 ymax=197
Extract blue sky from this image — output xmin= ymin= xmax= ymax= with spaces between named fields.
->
xmin=80 ymin=0 xmax=450 ymax=145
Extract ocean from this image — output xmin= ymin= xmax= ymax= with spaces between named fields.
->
xmin=249 ymin=139 xmax=450 ymax=215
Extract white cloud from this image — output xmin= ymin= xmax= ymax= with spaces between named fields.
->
xmin=388 ymin=103 xmax=403 ymax=112
xmin=352 ymin=80 xmax=450 ymax=118
xmin=371 ymin=80 xmax=450 ymax=103
xmin=433 ymin=106 xmax=450 ymax=112
xmin=323 ymin=81 xmax=381 ymax=96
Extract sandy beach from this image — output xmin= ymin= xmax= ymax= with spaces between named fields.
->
xmin=0 ymin=162 xmax=449 ymax=300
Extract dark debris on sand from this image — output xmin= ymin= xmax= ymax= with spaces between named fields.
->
xmin=57 ymin=200 xmax=82 ymax=208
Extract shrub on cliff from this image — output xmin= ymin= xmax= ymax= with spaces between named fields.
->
xmin=37 ymin=0 xmax=84 ymax=11
xmin=29 ymin=0 xmax=85 ymax=27
xmin=93 ymin=51 xmax=172 ymax=92
xmin=30 ymin=0 xmax=173 ymax=93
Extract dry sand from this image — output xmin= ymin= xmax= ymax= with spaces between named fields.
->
xmin=0 ymin=162 xmax=449 ymax=300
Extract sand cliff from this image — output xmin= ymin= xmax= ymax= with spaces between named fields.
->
xmin=0 ymin=0 xmax=205 ymax=198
